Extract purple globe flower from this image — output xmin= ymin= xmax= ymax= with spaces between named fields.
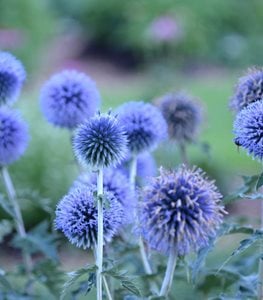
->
xmin=0 ymin=108 xmax=29 ymax=166
xmin=73 ymin=112 xmax=128 ymax=168
xmin=55 ymin=185 xmax=124 ymax=249
xmin=140 ymin=166 xmax=225 ymax=256
xmin=234 ymin=100 xmax=263 ymax=160
xmin=40 ymin=70 xmax=100 ymax=129
xmin=230 ymin=68 xmax=263 ymax=112
xmin=73 ymin=168 xmax=136 ymax=224
xmin=117 ymin=101 xmax=168 ymax=154
xmin=0 ymin=52 xmax=26 ymax=105
xmin=159 ymin=92 xmax=202 ymax=143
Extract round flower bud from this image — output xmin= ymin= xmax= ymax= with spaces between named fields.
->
xmin=117 ymin=101 xmax=167 ymax=154
xmin=0 ymin=52 xmax=26 ymax=105
xmin=73 ymin=112 xmax=128 ymax=168
xmin=73 ymin=168 xmax=136 ymax=224
xmin=234 ymin=100 xmax=263 ymax=160
xmin=230 ymin=68 xmax=263 ymax=112
xmin=159 ymin=92 xmax=202 ymax=143
xmin=0 ymin=108 xmax=29 ymax=166
xmin=55 ymin=185 xmax=124 ymax=249
xmin=40 ymin=70 xmax=100 ymax=129
xmin=140 ymin=166 xmax=225 ymax=256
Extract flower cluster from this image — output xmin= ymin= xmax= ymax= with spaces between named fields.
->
xmin=55 ymin=185 xmax=124 ymax=249
xmin=230 ymin=68 xmax=263 ymax=112
xmin=0 ymin=51 xmax=26 ymax=106
xmin=140 ymin=166 xmax=225 ymax=256
xmin=73 ymin=168 xmax=136 ymax=223
xmin=117 ymin=101 xmax=167 ymax=154
xmin=73 ymin=112 xmax=128 ymax=168
xmin=159 ymin=92 xmax=202 ymax=143
xmin=0 ymin=108 xmax=29 ymax=166
xmin=40 ymin=70 xmax=100 ymax=129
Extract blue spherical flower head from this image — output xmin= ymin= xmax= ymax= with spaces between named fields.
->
xmin=159 ymin=92 xmax=202 ymax=143
xmin=140 ymin=166 xmax=225 ymax=256
xmin=0 ymin=52 xmax=26 ymax=105
xmin=0 ymin=108 xmax=29 ymax=166
xmin=73 ymin=112 xmax=128 ymax=168
xmin=73 ymin=168 xmax=136 ymax=224
xmin=231 ymin=68 xmax=263 ymax=112
xmin=233 ymin=100 xmax=263 ymax=160
xmin=40 ymin=70 xmax=100 ymax=129
xmin=117 ymin=101 xmax=168 ymax=154
xmin=55 ymin=185 xmax=124 ymax=249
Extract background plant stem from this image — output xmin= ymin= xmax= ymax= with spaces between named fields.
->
xmin=96 ymin=167 xmax=104 ymax=300
xmin=1 ymin=167 xmax=32 ymax=274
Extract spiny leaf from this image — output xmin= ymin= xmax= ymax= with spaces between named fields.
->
xmin=61 ymin=264 xmax=97 ymax=299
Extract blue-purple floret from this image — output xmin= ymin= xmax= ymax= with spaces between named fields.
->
xmin=233 ymin=101 xmax=263 ymax=160
xmin=159 ymin=92 xmax=202 ymax=143
xmin=117 ymin=101 xmax=168 ymax=154
xmin=0 ymin=108 xmax=29 ymax=166
xmin=140 ymin=166 xmax=225 ymax=256
xmin=0 ymin=52 xmax=26 ymax=105
xmin=73 ymin=112 xmax=128 ymax=168
xmin=230 ymin=68 xmax=263 ymax=112
xmin=55 ymin=185 xmax=124 ymax=249
xmin=73 ymin=168 xmax=136 ymax=224
xmin=40 ymin=70 xmax=100 ymax=129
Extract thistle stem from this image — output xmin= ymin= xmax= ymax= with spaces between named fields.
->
xmin=159 ymin=248 xmax=177 ymax=297
xmin=179 ymin=143 xmax=188 ymax=165
xmin=103 ymin=276 xmax=113 ymax=300
xmin=258 ymin=200 xmax=263 ymax=300
xmin=1 ymin=167 xmax=32 ymax=274
xmin=96 ymin=167 xmax=104 ymax=300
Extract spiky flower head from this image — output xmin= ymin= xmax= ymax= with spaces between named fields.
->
xmin=140 ymin=166 xmax=225 ymax=256
xmin=159 ymin=92 xmax=202 ymax=143
xmin=230 ymin=68 xmax=263 ymax=112
xmin=55 ymin=185 xmax=124 ymax=249
xmin=233 ymin=100 xmax=263 ymax=160
xmin=73 ymin=168 xmax=136 ymax=224
xmin=0 ymin=108 xmax=29 ymax=166
xmin=40 ymin=70 xmax=100 ymax=129
xmin=117 ymin=101 xmax=168 ymax=154
xmin=0 ymin=52 xmax=26 ymax=105
xmin=73 ymin=112 xmax=128 ymax=168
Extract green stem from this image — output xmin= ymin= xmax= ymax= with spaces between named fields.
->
xmin=179 ymin=143 xmax=188 ymax=165
xmin=258 ymin=200 xmax=263 ymax=300
xmin=1 ymin=167 xmax=32 ymax=274
xmin=103 ymin=276 xmax=113 ymax=300
xmin=159 ymin=248 xmax=177 ymax=297
xmin=96 ymin=167 xmax=104 ymax=300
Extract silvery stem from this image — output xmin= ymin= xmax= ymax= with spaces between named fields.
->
xmin=179 ymin=143 xmax=188 ymax=166
xmin=1 ymin=167 xmax=32 ymax=274
xmin=103 ymin=276 xmax=113 ymax=300
xmin=96 ymin=167 xmax=104 ymax=300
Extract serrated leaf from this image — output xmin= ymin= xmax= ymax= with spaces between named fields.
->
xmin=0 ymin=220 xmax=13 ymax=242
xmin=61 ymin=264 xmax=97 ymax=299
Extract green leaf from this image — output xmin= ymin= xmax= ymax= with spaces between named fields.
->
xmin=0 ymin=219 xmax=13 ymax=243
xmin=103 ymin=267 xmax=141 ymax=296
xmin=256 ymin=172 xmax=263 ymax=190
xmin=0 ymin=269 xmax=13 ymax=291
xmin=0 ymin=193 xmax=15 ymax=217
xmin=61 ymin=264 xmax=97 ymax=299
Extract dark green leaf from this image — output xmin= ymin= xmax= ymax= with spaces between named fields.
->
xmin=0 ymin=193 xmax=15 ymax=217
xmin=0 ymin=220 xmax=13 ymax=242
xmin=256 ymin=172 xmax=263 ymax=190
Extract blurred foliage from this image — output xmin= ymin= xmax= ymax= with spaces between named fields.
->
xmin=0 ymin=0 xmax=56 ymax=70
xmin=52 ymin=0 xmax=263 ymax=67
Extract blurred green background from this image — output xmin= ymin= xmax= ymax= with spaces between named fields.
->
xmin=0 ymin=0 xmax=262 ymax=224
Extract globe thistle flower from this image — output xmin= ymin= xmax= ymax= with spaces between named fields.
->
xmin=159 ymin=92 xmax=202 ymax=143
xmin=233 ymin=100 xmax=263 ymax=160
xmin=230 ymin=68 xmax=263 ymax=112
xmin=0 ymin=108 xmax=29 ymax=166
xmin=73 ymin=112 xmax=128 ymax=168
xmin=140 ymin=166 xmax=225 ymax=256
xmin=0 ymin=52 xmax=26 ymax=105
xmin=55 ymin=185 xmax=124 ymax=249
xmin=73 ymin=168 xmax=136 ymax=223
xmin=40 ymin=70 xmax=100 ymax=129
xmin=117 ymin=101 xmax=167 ymax=154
